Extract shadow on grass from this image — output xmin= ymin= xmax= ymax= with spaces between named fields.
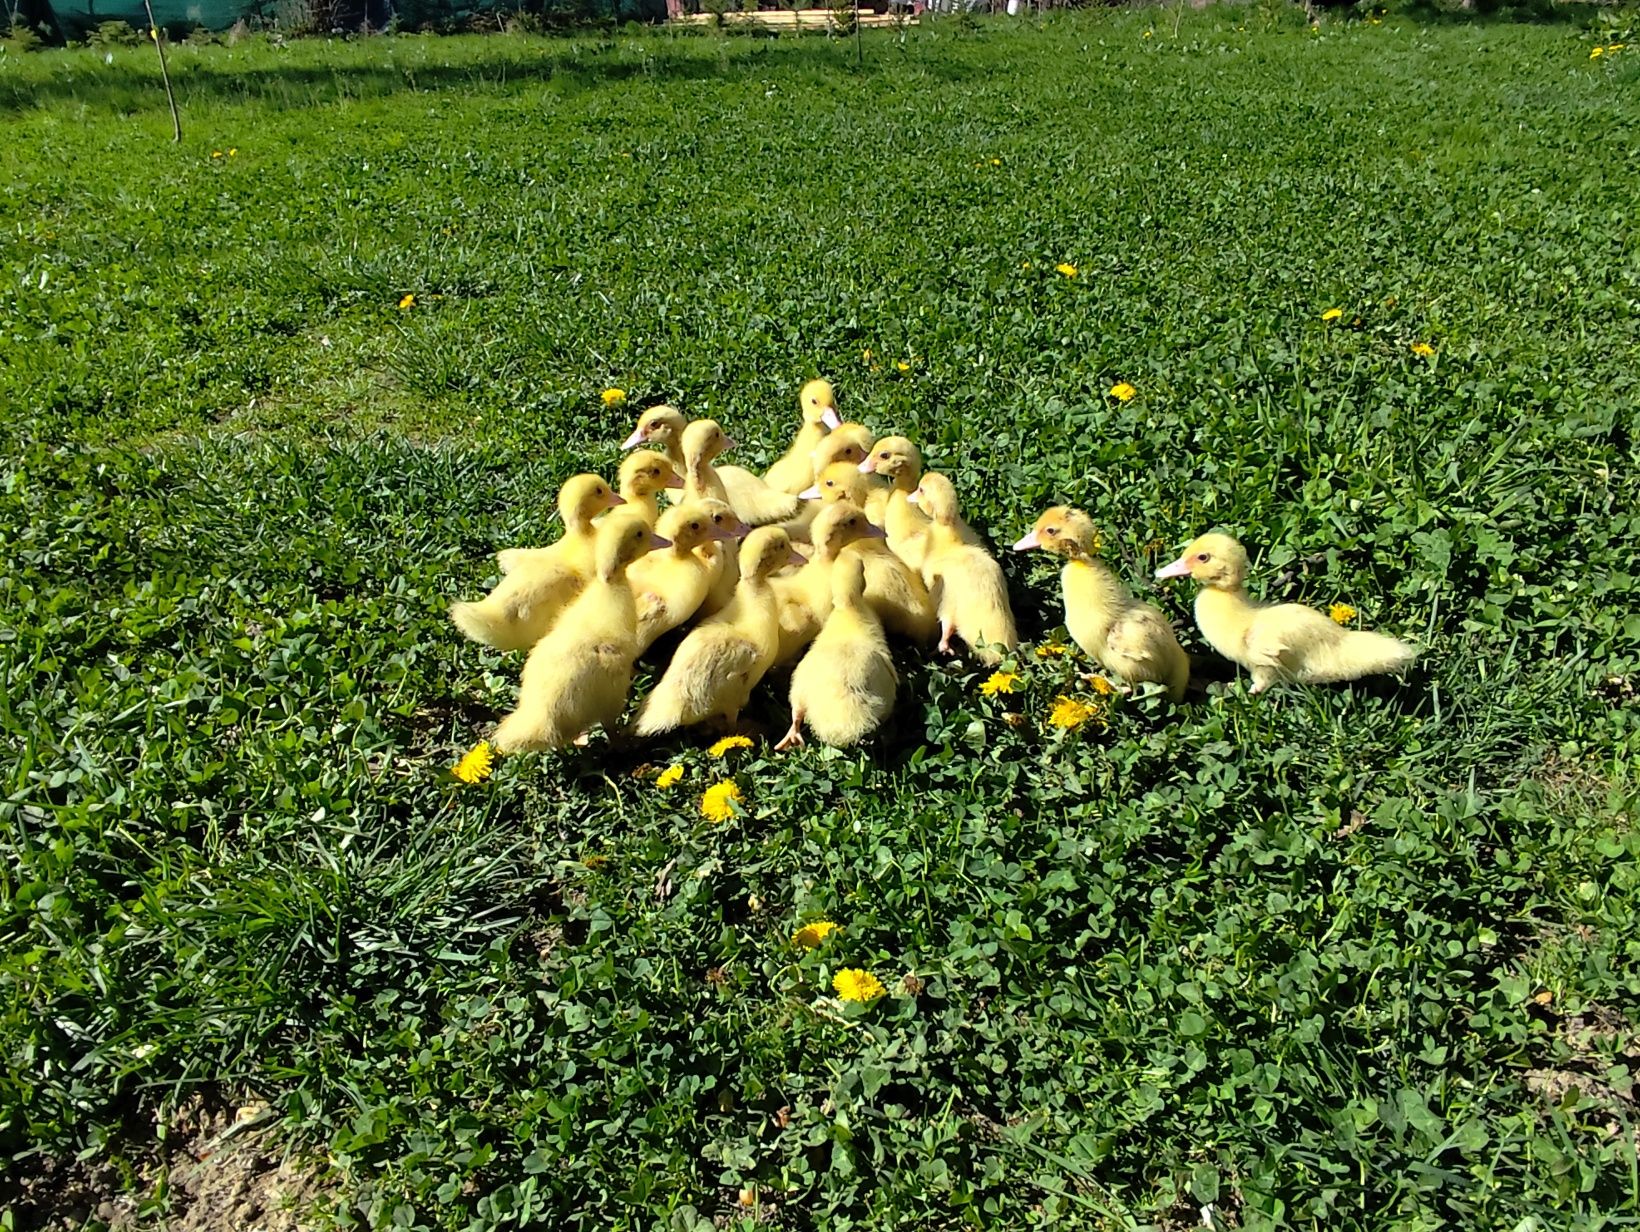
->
xmin=0 ymin=32 xmax=978 ymax=115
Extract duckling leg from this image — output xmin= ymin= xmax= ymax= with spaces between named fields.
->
xmin=1248 ymin=668 xmax=1277 ymax=695
xmin=937 ymin=619 xmax=955 ymax=656
xmin=774 ymin=712 xmax=806 ymax=752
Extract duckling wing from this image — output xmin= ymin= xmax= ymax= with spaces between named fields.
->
xmin=1104 ymin=606 xmax=1181 ymax=675
xmin=1244 ymin=603 xmax=1342 ymax=675
xmin=496 ymin=544 xmax=560 ymax=576
xmin=719 ymin=467 xmax=803 ymax=526
xmin=669 ymin=632 xmax=767 ymax=722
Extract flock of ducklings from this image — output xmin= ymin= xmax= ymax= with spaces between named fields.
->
xmin=451 ymin=380 xmax=1417 ymax=755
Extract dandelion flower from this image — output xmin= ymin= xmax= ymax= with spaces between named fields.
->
xmin=700 ymin=780 xmax=742 ymax=823
xmin=990 ymin=157 xmax=1002 ymax=166
xmin=1321 ymin=308 xmax=1343 ymax=322
xmin=654 ymin=764 xmax=684 ymax=789
xmin=979 ymin=671 xmax=1019 ymax=697
xmin=1048 ymin=696 xmax=1099 ymax=730
xmin=896 ymin=361 xmax=911 ymax=372
xmin=1035 ymin=643 xmax=1069 ymax=659
xmin=228 ymin=148 xmax=238 ymax=157
xmin=452 ymin=741 xmax=494 ymax=784
xmin=150 ymin=26 xmax=159 ymax=40
xmin=1329 ymin=603 xmax=1357 ymax=625
xmin=1085 ymin=675 xmax=1116 ymax=696
xmin=601 ymin=387 xmax=627 ymax=407
xmin=708 ymin=734 xmax=753 ymax=757
xmin=211 ymin=150 xmax=223 ymax=159
xmin=1590 ymin=46 xmax=1603 ymax=59
xmin=398 ymin=293 xmax=416 ymax=310
xmin=1109 ymin=382 xmax=1137 ymax=403
xmin=862 ymin=347 xmax=874 ymax=363
xmin=1055 ymin=262 xmax=1078 ymax=278
xmin=1410 ymin=342 xmax=1435 ymax=358
xmin=833 ymin=968 xmax=886 ymax=1003
xmin=792 ymin=920 xmax=839 ymax=949
xmin=1143 ymin=29 xmax=1153 ymax=38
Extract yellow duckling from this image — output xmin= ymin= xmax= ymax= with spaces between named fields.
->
xmin=608 ymin=448 xmax=683 ymax=529
xmin=491 ymin=511 xmax=668 ymax=753
xmin=908 ymin=472 xmax=1018 ymax=665
xmin=771 ymin=502 xmax=884 ymax=665
xmin=623 ymin=405 xmax=800 ymax=526
xmin=1155 ymin=532 xmax=1418 ymax=694
xmin=860 ymin=436 xmax=980 ymax=573
xmin=628 ymin=500 xmax=747 ymax=652
xmin=762 ymin=378 xmax=843 ymax=494
xmin=777 ymin=554 xmax=897 ymax=751
xmin=1014 ymin=507 xmax=1188 ymax=700
xmin=805 ymin=461 xmax=936 ymax=644
xmin=781 ymin=426 xmax=881 ymax=545
xmin=451 ymin=474 xmax=623 ymax=651
xmin=631 ymin=527 xmax=805 ymax=736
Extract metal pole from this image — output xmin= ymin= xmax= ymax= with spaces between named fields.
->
xmin=141 ymin=0 xmax=182 ymax=142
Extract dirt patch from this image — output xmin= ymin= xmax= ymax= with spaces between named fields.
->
xmin=11 ymin=1097 xmax=329 ymax=1232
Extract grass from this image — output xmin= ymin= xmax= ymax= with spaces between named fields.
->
xmin=3 ymin=6 xmax=1639 ymax=1229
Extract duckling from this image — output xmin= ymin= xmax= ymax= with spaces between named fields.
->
xmin=777 ymin=554 xmax=897 ymax=751
xmin=805 ymin=462 xmax=936 ymax=644
xmin=609 ymin=448 xmax=683 ymax=529
xmin=762 ymin=379 xmax=843 ymax=494
xmin=909 ymin=472 xmax=1018 ymax=665
xmin=631 ymin=527 xmax=805 ymax=735
xmin=780 ymin=427 xmax=882 ymax=545
xmin=452 ymin=474 xmax=623 ymax=651
xmin=623 ymin=405 xmax=801 ymax=526
xmin=1014 ymin=506 xmax=1188 ymax=700
xmin=771 ymin=502 xmax=885 ymax=665
xmin=1155 ymin=532 xmax=1418 ymax=694
xmin=492 ymin=512 xmax=668 ymax=753
xmin=860 ymin=436 xmax=980 ymax=573
xmin=628 ymin=500 xmax=745 ymax=652
xmin=694 ymin=501 xmax=754 ymax=619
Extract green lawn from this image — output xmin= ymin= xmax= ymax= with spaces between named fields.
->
xmin=3 ymin=7 xmax=1640 ymax=1230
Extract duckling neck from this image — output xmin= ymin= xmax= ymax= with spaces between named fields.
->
xmin=1062 ymin=558 xmax=1128 ymax=629
xmin=792 ymin=421 xmax=825 ymax=457
xmin=624 ymin=488 xmax=660 ymax=525
xmin=1193 ymin=583 xmax=1259 ymax=660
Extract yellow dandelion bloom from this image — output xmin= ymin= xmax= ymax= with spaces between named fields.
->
xmin=601 ymin=387 xmax=627 ymax=407
xmin=1048 ymin=696 xmax=1099 ymax=730
xmin=896 ymin=361 xmax=911 ymax=372
xmin=1321 ymin=308 xmax=1343 ymax=322
xmin=833 ymin=968 xmax=886 ymax=1003
xmin=792 ymin=920 xmax=839 ymax=949
xmin=1410 ymin=342 xmax=1435 ymax=358
xmin=979 ymin=671 xmax=1019 ymax=697
xmin=1109 ymin=382 xmax=1137 ymax=403
xmin=701 ymin=780 xmax=742 ymax=823
xmin=990 ymin=157 xmax=1002 ymax=166
xmin=452 ymin=741 xmax=494 ymax=785
xmin=708 ymin=734 xmax=753 ymax=757
xmin=228 ymin=148 xmax=238 ymax=157
xmin=655 ymin=764 xmax=684 ymax=789
xmin=211 ymin=150 xmax=223 ymax=159
xmin=1590 ymin=46 xmax=1603 ymax=59
xmin=1143 ymin=29 xmax=1153 ymax=38
xmin=1609 ymin=43 xmax=1626 ymax=51
xmin=1330 ymin=603 xmax=1357 ymax=625
xmin=1055 ymin=262 xmax=1078 ymax=277
xmin=1035 ymin=643 xmax=1069 ymax=658
xmin=398 ymin=293 xmax=415 ymax=310
xmin=862 ymin=347 xmax=873 ymax=362
xmin=1085 ymin=675 xmax=1116 ymax=696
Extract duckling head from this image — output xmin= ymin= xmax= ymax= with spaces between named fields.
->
xmin=813 ymin=423 xmax=873 ymax=469
xmin=1012 ymin=506 xmax=1099 ymax=560
xmin=561 ymin=473 xmax=624 ymax=527
xmin=595 ymin=510 xmax=670 ymax=580
xmin=1156 ymin=532 xmax=1248 ymax=589
xmin=861 ymin=436 xmax=922 ymax=486
xmin=799 ymin=461 xmax=870 ymax=504
xmin=742 ymin=526 xmax=806 ymax=578
xmin=812 ymin=500 xmax=886 ymax=556
xmin=682 ymin=419 xmax=735 ymax=467
xmin=622 ymin=405 xmax=686 ymax=452
xmin=619 ymin=449 xmax=683 ymax=497
xmin=830 ymin=551 xmax=869 ymax=607
xmin=905 ymin=472 xmax=959 ymax=524
xmin=655 ymin=503 xmax=718 ymax=552
xmin=699 ymin=499 xmax=750 ymax=543
xmin=800 ymin=379 xmax=843 ymax=430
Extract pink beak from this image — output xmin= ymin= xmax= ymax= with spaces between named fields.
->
xmin=862 ymin=523 xmax=887 ymax=540
xmin=606 ymin=493 xmax=627 ymax=507
xmin=1012 ymin=530 xmax=1041 ymax=552
xmin=719 ymin=435 xmax=738 ymax=452
xmin=648 ymin=533 xmax=672 ymax=550
xmin=820 ymin=408 xmax=842 ymax=431
xmin=858 ymin=456 xmax=879 ymax=474
xmin=620 ymin=428 xmax=645 ymax=451
xmin=712 ymin=519 xmax=751 ymax=541
xmin=664 ymin=472 xmax=685 ymax=490
xmin=797 ymin=484 xmax=821 ymax=500
xmin=906 ymin=491 xmax=921 ymax=508
xmin=1155 ymin=556 xmax=1194 ymax=580
xmin=786 ymin=549 xmax=808 ymax=568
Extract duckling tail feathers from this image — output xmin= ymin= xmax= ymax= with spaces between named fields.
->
xmin=450 ymin=599 xmax=535 ymax=652
xmin=1305 ymin=628 xmax=1418 ymax=684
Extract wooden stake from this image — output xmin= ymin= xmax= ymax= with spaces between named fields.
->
xmin=142 ymin=0 xmax=182 ymax=143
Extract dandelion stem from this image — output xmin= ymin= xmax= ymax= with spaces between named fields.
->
xmin=142 ymin=0 xmax=182 ymax=143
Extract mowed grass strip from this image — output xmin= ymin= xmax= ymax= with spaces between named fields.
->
xmin=2 ymin=9 xmax=1638 ymax=1230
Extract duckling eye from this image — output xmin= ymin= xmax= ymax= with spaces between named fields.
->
xmin=1197 ymin=552 xmax=1211 ymax=562
xmin=1045 ymin=527 xmax=1059 ymax=537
